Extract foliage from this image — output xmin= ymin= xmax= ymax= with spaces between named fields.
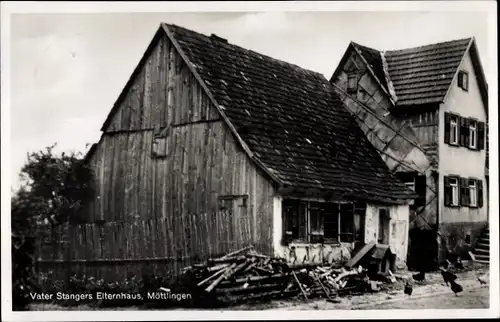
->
xmin=11 ymin=143 xmax=95 ymax=310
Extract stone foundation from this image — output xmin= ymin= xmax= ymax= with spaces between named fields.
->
xmin=438 ymin=221 xmax=487 ymax=263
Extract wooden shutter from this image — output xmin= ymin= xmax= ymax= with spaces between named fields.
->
xmin=460 ymin=177 xmax=469 ymax=207
xmin=457 ymin=71 xmax=464 ymax=89
xmin=478 ymin=121 xmax=485 ymax=150
xmin=478 ymin=180 xmax=484 ymax=208
xmin=459 ymin=116 xmax=467 ymax=146
xmin=444 ymin=176 xmax=451 ymax=206
xmin=444 ymin=113 xmax=451 ymax=144
xmin=415 ymin=175 xmax=427 ymax=208
xmin=465 ymin=118 xmax=471 ymax=148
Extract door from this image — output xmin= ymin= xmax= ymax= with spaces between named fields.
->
xmin=378 ymin=208 xmax=390 ymax=244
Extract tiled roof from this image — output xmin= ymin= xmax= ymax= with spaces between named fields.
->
xmin=385 ymin=38 xmax=472 ymax=106
xmin=165 ymin=23 xmax=415 ymax=203
xmin=351 ymin=38 xmax=473 ymax=106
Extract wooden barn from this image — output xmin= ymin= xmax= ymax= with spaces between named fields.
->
xmin=35 ymin=23 xmax=417 ymax=283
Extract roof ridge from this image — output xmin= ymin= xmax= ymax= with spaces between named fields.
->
xmin=162 ymin=22 xmax=327 ymax=80
xmin=385 ymin=37 xmax=473 ymax=53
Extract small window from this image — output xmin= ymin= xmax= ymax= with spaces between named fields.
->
xmin=347 ymin=73 xmax=357 ymax=93
xmin=458 ymin=70 xmax=469 ymax=91
xmin=449 ymin=177 xmax=459 ymax=206
xmin=469 ymin=179 xmax=477 ymax=207
xmin=450 ymin=116 xmax=459 ymax=145
xmin=469 ymin=120 xmax=477 ymax=149
xmin=152 ymin=125 xmax=170 ymax=158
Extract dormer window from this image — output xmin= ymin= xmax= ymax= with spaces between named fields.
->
xmin=458 ymin=70 xmax=469 ymax=91
xmin=347 ymin=73 xmax=358 ymax=93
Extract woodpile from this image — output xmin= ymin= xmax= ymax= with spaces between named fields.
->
xmin=176 ymin=246 xmax=392 ymax=305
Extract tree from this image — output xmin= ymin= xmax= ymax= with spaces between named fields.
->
xmin=11 ymin=143 xmax=94 ymax=310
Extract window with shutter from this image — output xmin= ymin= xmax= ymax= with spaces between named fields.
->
xmin=468 ymin=179 xmax=477 ymax=207
xmin=458 ymin=70 xmax=469 ymax=91
xmin=445 ymin=176 xmax=459 ymax=207
xmin=469 ymin=120 xmax=477 ymax=149
xmin=449 ymin=115 xmax=459 ymax=145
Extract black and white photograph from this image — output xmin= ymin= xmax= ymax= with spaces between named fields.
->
xmin=1 ymin=1 xmax=498 ymax=320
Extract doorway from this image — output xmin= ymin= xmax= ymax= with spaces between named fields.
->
xmin=378 ymin=208 xmax=390 ymax=244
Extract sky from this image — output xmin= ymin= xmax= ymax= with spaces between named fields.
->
xmin=7 ymin=9 xmax=494 ymax=191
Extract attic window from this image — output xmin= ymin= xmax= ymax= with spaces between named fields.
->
xmin=347 ymin=73 xmax=358 ymax=93
xmin=152 ymin=125 xmax=170 ymax=158
xmin=458 ymin=70 xmax=469 ymax=91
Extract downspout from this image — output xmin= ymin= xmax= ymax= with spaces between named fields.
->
xmin=433 ymin=170 xmax=441 ymax=266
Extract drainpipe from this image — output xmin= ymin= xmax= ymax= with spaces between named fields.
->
xmin=433 ymin=170 xmax=441 ymax=266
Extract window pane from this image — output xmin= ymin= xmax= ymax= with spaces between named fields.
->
xmin=283 ymin=199 xmax=307 ymax=240
xmin=309 ymin=202 xmax=324 ymax=242
xmin=323 ymin=203 xmax=339 ymax=240
xmin=340 ymin=203 xmax=354 ymax=242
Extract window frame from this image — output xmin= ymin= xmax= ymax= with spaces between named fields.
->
xmin=282 ymin=199 xmax=363 ymax=245
xmin=458 ymin=70 xmax=469 ymax=91
xmin=469 ymin=119 xmax=477 ymax=149
xmin=449 ymin=115 xmax=459 ymax=145
xmin=449 ymin=177 xmax=459 ymax=206
xmin=469 ymin=179 xmax=478 ymax=207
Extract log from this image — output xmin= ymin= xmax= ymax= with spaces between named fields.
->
xmin=334 ymin=270 xmax=359 ymax=283
xmin=226 ymin=260 xmax=250 ymax=279
xmin=292 ymin=271 xmax=308 ymax=301
xmin=197 ymin=266 xmax=227 ymax=287
xmin=219 ymin=273 xmax=290 ymax=286
xmin=253 ymin=266 xmax=273 ymax=275
xmin=205 ymin=263 xmax=237 ymax=292
xmin=207 ymin=263 xmax=230 ymax=272
xmin=208 ymin=255 xmax=247 ymax=264
xmin=219 ymin=245 xmax=254 ymax=260
xmin=214 ymin=283 xmax=284 ymax=295
xmin=313 ymin=273 xmax=332 ymax=300
xmin=285 ymin=262 xmax=319 ymax=270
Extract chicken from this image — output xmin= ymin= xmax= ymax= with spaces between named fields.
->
xmin=439 ymin=267 xmax=458 ymax=286
xmin=412 ymin=271 xmax=426 ymax=283
xmin=404 ymin=281 xmax=413 ymax=296
xmin=450 ymin=280 xmax=463 ymax=296
xmin=477 ymin=273 xmax=488 ymax=286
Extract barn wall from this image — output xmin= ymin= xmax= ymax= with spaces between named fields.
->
xmin=437 ymin=49 xmax=488 ymax=261
xmin=36 ymin=32 xmax=276 ymax=284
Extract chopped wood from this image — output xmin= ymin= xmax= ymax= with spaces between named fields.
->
xmin=196 ymin=266 xmax=228 ymax=287
xmin=205 ymin=263 xmax=237 ymax=293
xmin=219 ymin=245 xmax=254 ymax=260
xmin=292 ymin=270 xmax=308 ymax=301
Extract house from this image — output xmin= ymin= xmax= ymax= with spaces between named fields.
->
xmin=34 ymin=23 xmax=418 ymax=281
xmin=330 ymin=38 xmax=489 ymax=268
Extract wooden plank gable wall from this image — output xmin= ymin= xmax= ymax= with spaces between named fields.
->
xmin=36 ymin=33 xmax=276 ymax=283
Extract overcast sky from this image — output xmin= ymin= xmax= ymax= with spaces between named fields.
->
xmin=9 ymin=10 xmax=493 ymax=190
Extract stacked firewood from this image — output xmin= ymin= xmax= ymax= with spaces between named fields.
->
xmin=177 ymin=246 xmax=383 ymax=305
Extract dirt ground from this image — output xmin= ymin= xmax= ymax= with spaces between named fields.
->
xmin=27 ymin=267 xmax=489 ymax=311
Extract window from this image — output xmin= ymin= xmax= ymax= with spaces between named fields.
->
xmin=469 ymin=179 xmax=478 ymax=207
xmin=446 ymin=177 xmax=459 ymax=206
xmin=405 ymin=178 xmax=415 ymax=192
xmin=450 ymin=116 xmax=459 ymax=145
xmin=347 ymin=73 xmax=357 ymax=93
xmin=152 ymin=125 xmax=170 ymax=158
xmin=396 ymin=172 xmax=426 ymax=208
xmin=458 ymin=70 xmax=469 ymax=91
xmin=282 ymin=200 xmax=365 ymax=244
xmin=469 ymin=120 xmax=477 ymax=149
